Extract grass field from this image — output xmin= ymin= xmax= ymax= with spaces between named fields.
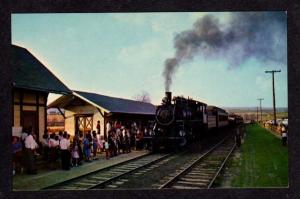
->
xmin=225 ymin=108 xmax=288 ymax=123
xmin=229 ymin=124 xmax=288 ymax=187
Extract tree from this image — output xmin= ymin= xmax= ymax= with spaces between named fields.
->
xmin=132 ymin=91 xmax=152 ymax=103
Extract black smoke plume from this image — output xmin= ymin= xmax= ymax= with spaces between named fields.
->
xmin=163 ymin=12 xmax=287 ymax=91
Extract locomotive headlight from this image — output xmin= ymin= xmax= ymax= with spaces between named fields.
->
xmin=179 ymin=130 xmax=186 ymax=137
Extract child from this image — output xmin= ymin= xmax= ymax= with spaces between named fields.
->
xmin=104 ymin=139 xmax=109 ymax=160
xmin=97 ymin=135 xmax=103 ymax=153
xmin=72 ymin=140 xmax=80 ymax=166
xmin=92 ymin=131 xmax=98 ymax=160
xmin=12 ymin=136 xmax=22 ymax=175
xmin=83 ymin=134 xmax=91 ymax=162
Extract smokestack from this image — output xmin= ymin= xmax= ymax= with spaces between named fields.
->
xmin=165 ymin=91 xmax=172 ymax=104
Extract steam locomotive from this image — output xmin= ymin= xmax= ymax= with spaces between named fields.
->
xmin=145 ymin=92 xmax=232 ymax=151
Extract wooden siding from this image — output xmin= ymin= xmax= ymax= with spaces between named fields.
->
xmin=14 ymin=105 xmax=20 ymax=126
xmin=64 ymin=105 xmax=105 ymax=137
xmin=23 ymin=105 xmax=37 ymax=111
xmin=12 ymin=88 xmax=47 ymax=141
xmin=39 ymin=107 xmax=45 ymax=140
xmin=23 ymin=92 xmax=36 ymax=103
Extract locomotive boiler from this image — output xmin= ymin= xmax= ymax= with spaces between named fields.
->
xmin=145 ymin=92 xmax=229 ymax=151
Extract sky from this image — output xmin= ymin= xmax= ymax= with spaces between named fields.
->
xmin=11 ymin=12 xmax=287 ymax=108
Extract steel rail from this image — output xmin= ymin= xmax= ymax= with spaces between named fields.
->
xmin=207 ymin=142 xmax=236 ymax=188
xmin=45 ymin=153 xmax=172 ymax=190
xmin=90 ymin=153 xmax=173 ymax=189
xmin=44 ymin=152 xmax=152 ymax=190
xmin=158 ymin=135 xmax=230 ymax=189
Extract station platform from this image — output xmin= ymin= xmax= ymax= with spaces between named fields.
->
xmin=13 ymin=150 xmax=149 ymax=191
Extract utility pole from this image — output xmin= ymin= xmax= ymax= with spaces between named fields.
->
xmin=257 ymin=98 xmax=264 ymax=122
xmin=265 ymin=70 xmax=281 ymax=125
xmin=256 ymin=106 xmax=259 ymax=122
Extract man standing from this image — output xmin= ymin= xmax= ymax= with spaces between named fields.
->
xmin=281 ymin=124 xmax=287 ymax=146
xmin=106 ymin=121 xmax=111 ymax=133
xmin=24 ymin=129 xmax=38 ymax=174
xmin=59 ymin=134 xmax=70 ymax=170
xmin=96 ymin=120 xmax=101 ymax=134
xmin=48 ymin=133 xmax=59 ymax=170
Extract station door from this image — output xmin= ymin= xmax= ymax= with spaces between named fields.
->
xmin=23 ymin=110 xmax=38 ymax=138
xmin=75 ymin=115 xmax=93 ymax=134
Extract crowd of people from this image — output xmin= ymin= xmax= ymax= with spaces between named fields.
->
xmin=12 ymin=120 xmax=151 ymax=176
xmin=263 ymin=121 xmax=288 ymax=146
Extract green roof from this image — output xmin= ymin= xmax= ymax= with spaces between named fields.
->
xmin=12 ymin=45 xmax=71 ymax=94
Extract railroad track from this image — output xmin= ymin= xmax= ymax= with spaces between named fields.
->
xmin=44 ymin=153 xmax=171 ymax=190
xmin=158 ymin=136 xmax=236 ymax=189
xmin=93 ymin=151 xmax=186 ymax=189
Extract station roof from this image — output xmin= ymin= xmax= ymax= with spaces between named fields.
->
xmin=12 ymin=45 xmax=71 ymax=95
xmin=48 ymin=90 xmax=156 ymax=115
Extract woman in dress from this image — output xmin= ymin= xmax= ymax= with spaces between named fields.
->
xmin=92 ymin=131 xmax=98 ymax=160
xmin=72 ymin=139 xmax=80 ymax=166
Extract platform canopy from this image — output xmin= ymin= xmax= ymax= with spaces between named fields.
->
xmin=48 ymin=90 xmax=156 ymax=115
xmin=12 ymin=45 xmax=71 ymax=95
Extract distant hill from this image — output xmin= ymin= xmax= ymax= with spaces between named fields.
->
xmin=222 ymin=107 xmax=287 ymax=113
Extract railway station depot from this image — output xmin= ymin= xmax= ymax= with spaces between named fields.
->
xmin=48 ymin=90 xmax=156 ymax=138
xmin=11 ymin=44 xmax=156 ymax=141
xmin=11 ymin=45 xmax=71 ymax=141
xmin=11 ymin=44 xmax=288 ymax=190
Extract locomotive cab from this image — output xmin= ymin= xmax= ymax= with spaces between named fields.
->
xmin=146 ymin=92 xmax=231 ymax=152
xmin=151 ymin=92 xmax=208 ymax=151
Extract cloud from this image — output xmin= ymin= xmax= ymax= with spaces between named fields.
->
xmin=256 ymin=76 xmax=271 ymax=93
xmin=117 ymin=39 xmax=172 ymax=67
